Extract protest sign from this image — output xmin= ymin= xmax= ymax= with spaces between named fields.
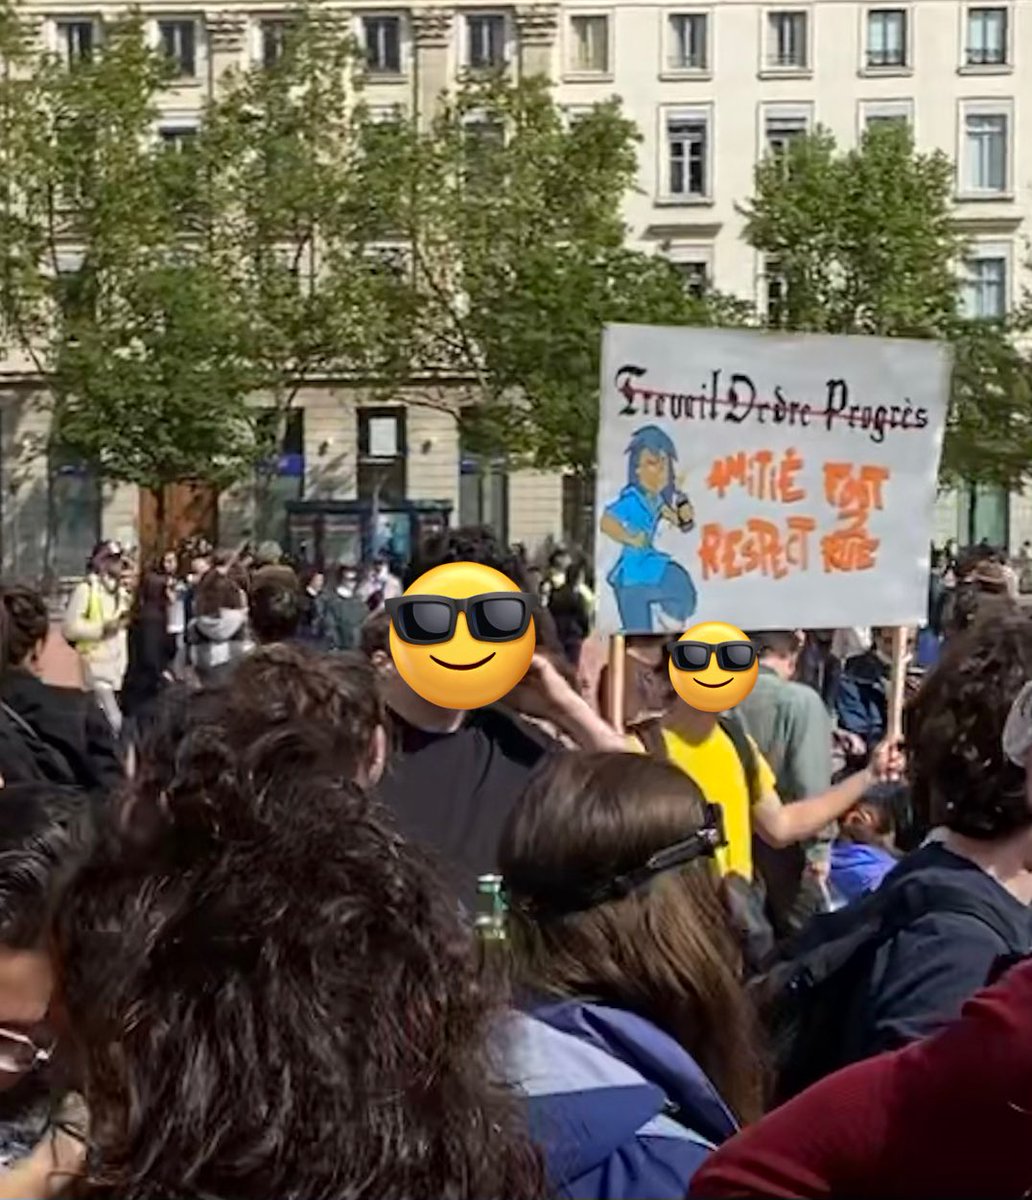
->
xmin=594 ymin=324 xmax=951 ymax=636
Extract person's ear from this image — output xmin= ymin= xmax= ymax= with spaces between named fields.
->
xmin=371 ymin=649 xmax=395 ymax=678
xmin=363 ymin=724 xmax=388 ymax=787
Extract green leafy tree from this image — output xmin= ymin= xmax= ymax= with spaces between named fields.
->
xmin=741 ymin=120 xmax=1032 ymax=488
xmin=374 ymin=75 xmax=744 ymax=476
xmin=0 ymin=8 xmax=267 ymax=552
xmin=193 ymin=9 xmax=418 ymax=460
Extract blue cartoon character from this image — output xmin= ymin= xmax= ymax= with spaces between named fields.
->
xmin=599 ymin=425 xmax=698 ymax=632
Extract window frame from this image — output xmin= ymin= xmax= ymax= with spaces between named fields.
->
xmin=959 ymin=242 xmax=1011 ymax=320
xmin=361 ymin=12 xmax=405 ymax=76
xmin=761 ymin=8 xmax=811 ymax=76
xmin=565 ymin=11 xmax=613 ymax=79
xmin=961 ymin=4 xmax=1011 ymax=71
xmin=957 ymin=99 xmax=1013 ymax=198
xmin=858 ymin=97 xmax=915 ymax=137
xmin=759 ymin=101 xmax=814 ymax=162
xmin=661 ymin=9 xmax=712 ymax=79
xmin=658 ymin=103 xmax=714 ymax=204
xmin=665 ymin=244 xmax=714 ymax=298
xmin=54 ymin=18 xmax=96 ymax=67
xmin=862 ymin=7 xmax=911 ymax=73
xmin=357 ymin=406 xmax=408 ymax=505
xmin=155 ymin=17 xmax=199 ymax=80
xmin=761 ymin=256 xmax=789 ymax=327
xmin=463 ymin=11 xmax=510 ymax=71
xmin=157 ymin=122 xmax=200 ymax=153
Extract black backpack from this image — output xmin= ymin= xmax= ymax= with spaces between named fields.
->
xmin=750 ymin=874 xmax=1017 ymax=1104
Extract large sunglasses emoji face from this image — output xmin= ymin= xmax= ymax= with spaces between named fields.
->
xmin=667 ymin=620 xmax=759 ymax=713
xmin=387 ymin=562 xmax=536 ymax=709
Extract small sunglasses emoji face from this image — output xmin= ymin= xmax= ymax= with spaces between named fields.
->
xmin=667 ymin=621 xmax=759 ymax=713
xmin=387 ymin=562 xmax=536 ymax=709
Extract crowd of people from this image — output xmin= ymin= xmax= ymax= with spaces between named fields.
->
xmin=0 ymin=525 xmax=1024 ymax=1196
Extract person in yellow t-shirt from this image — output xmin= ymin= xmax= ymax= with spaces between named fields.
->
xmin=632 ymin=699 xmax=902 ymax=883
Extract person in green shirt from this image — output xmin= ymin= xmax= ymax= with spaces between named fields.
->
xmin=738 ymin=629 xmax=836 ymax=937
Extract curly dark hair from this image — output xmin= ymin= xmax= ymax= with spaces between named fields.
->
xmin=908 ymin=609 xmax=1032 ymax=838
xmin=53 ymin=718 xmax=544 ymax=1200
xmin=0 ymin=783 xmax=93 ymax=949
xmin=192 ymin=570 xmax=245 ymax=619
xmin=211 ymin=644 xmax=385 ymax=784
xmin=249 ymin=569 xmax=302 ymax=645
xmin=1 ymin=583 xmax=49 ymax=669
xmin=405 ymin=525 xmax=564 ymax=660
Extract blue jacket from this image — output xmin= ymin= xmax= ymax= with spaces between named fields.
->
xmin=830 ymin=840 xmax=897 ymax=903
xmin=500 ymin=999 xmax=737 ymax=1200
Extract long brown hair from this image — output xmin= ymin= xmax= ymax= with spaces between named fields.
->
xmin=500 ymin=751 xmax=764 ymax=1123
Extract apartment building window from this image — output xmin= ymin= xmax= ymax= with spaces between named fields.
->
xmin=866 ymin=9 xmax=907 ymax=68
xmin=674 ymin=260 xmax=709 ymax=298
xmin=861 ymin=99 xmax=913 ymax=130
xmin=765 ymin=260 xmax=788 ymax=326
xmin=764 ymin=108 xmax=810 ymax=159
xmin=667 ymin=13 xmax=708 ymax=71
xmin=766 ymin=11 xmax=808 ymax=70
xmin=363 ymin=15 xmax=402 ymax=73
xmin=260 ymin=19 xmax=291 ymax=67
xmin=158 ymin=20 xmax=197 ymax=78
xmin=961 ymin=254 xmax=1007 ymax=319
xmin=569 ymin=14 xmax=610 ymax=73
xmin=57 ymin=19 xmax=95 ymax=66
xmin=358 ymin=407 xmax=407 ymax=503
xmin=965 ymin=7 xmax=1007 ymax=66
xmin=466 ymin=13 xmax=506 ymax=69
xmin=963 ymin=110 xmax=1008 ymax=193
xmin=666 ymin=111 xmax=710 ymax=199
xmin=159 ymin=126 xmax=197 ymax=153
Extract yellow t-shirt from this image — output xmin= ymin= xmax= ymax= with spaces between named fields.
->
xmin=628 ymin=724 xmax=777 ymax=879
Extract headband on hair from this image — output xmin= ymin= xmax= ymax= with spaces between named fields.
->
xmin=508 ymin=803 xmax=727 ymax=921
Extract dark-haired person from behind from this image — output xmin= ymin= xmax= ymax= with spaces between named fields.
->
xmin=0 ymin=585 xmax=121 ymax=794
xmin=121 ymin=570 xmax=176 ymax=731
xmin=53 ymin=717 xmax=544 ymax=1200
xmin=499 ymin=751 xmax=762 ymax=1200
xmin=203 ymin=643 xmax=388 ymax=787
xmin=249 ymin=566 xmax=303 ymax=646
xmin=782 ymin=611 xmax=1032 ymax=1076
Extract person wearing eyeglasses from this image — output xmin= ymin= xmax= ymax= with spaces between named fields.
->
xmin=498 ymin=751 xmax=763 ymax=1200
xmin=0 ymin=784 xmax=91 ymax=1194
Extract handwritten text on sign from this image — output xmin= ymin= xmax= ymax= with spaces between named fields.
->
xmin=593 ymin=326 xmax=950 ymax=635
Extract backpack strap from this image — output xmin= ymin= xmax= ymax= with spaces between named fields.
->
xmin=718 ymin=713 xmax=761 ymax=806
xmin=891 ymin=878 xmax=1019 ymax=951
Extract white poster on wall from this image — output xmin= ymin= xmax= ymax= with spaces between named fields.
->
xmin=594 ymin=324 xmax=951 ymax=636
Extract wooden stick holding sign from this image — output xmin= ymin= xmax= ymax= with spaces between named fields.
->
xmin=886 ymin=626 xmax=911 ymax=743
xmin=607 ymin=634 xmax=626 ymax=734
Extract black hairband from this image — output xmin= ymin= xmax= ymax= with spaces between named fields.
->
xmin=513 ymin=804 xmax=727 ymax=920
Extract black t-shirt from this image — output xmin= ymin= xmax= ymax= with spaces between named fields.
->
xmin=375 ymin=705 xmax=556 ymax=908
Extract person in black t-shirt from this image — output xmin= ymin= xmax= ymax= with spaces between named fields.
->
xmin=364 ymin=527 xmax=623 ymax=908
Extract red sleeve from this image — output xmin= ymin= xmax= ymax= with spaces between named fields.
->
xmin=690 ymin=957 xmax=1032 ymax=1199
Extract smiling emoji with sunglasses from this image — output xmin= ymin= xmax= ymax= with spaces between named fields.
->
xmin=386 ymin=562 xmax=537 ymax=709
xmin=667 ymin=621 xmax=759 ymax=713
